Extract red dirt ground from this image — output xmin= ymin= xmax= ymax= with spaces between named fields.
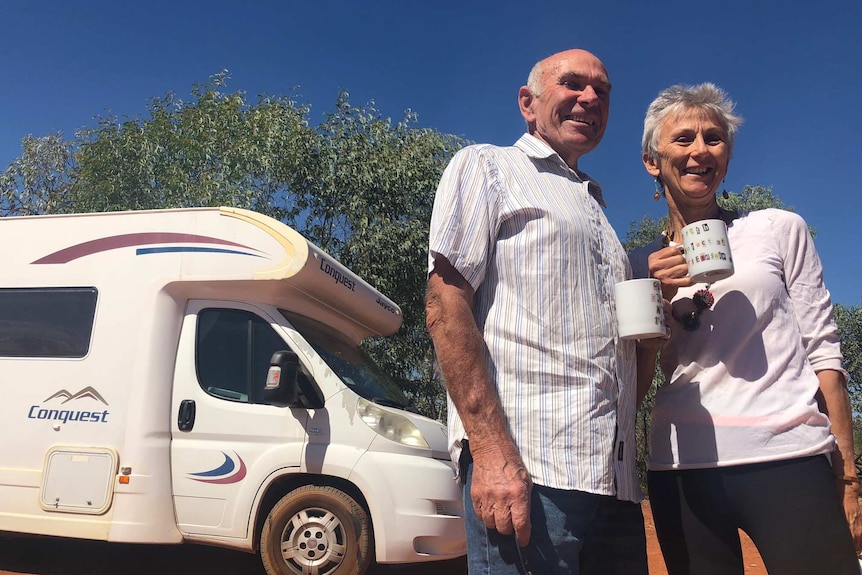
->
xmin=643 ymin=500 xmax=767 ymax=575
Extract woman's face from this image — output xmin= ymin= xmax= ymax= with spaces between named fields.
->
xmin=644 ymin=108 xmax=730 ymax=207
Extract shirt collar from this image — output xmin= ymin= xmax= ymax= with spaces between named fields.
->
xmin=514 ymin=133 xmax=607 ymax=207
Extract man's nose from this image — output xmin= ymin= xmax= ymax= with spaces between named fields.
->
xmin=578 ymin=85 xmax=599 ymax=106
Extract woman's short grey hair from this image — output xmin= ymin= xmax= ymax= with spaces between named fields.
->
xmin=642 ymin=83 xmax=743 ymax=161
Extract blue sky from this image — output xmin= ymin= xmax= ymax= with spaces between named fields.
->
xmin=3 ymin=0 xmax=861 ymax=305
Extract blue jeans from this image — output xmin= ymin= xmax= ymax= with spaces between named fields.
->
xmin=461 ymin=443 xmax=648 ymax=574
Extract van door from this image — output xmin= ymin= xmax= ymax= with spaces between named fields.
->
xmin=170 ymin=300 xmax=308 ymax=539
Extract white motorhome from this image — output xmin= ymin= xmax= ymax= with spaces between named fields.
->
xmin=0 ymin=207 xmax=465 ymax=575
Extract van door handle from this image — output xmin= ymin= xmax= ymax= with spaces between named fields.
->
xmin=178 ymin=399 xmax=196 ymax=432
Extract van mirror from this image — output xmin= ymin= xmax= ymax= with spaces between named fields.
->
xmin=264 ymin=351 xmax=300 ymax=407
xmin=264 ymin=351 xmax=325 ymax=410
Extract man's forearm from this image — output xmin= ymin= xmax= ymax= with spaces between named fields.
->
xmin=425 ymin=269 xmax=513 ymax=446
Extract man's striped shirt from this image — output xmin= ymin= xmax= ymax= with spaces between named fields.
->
xmin=428 ymin=134 xmax=641 ymax=502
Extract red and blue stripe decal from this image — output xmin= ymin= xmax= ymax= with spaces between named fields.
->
xmin=32 ymin=233 xmax=264 ymax=264
xmin=187 ymin=451 xmax=248 ymax=484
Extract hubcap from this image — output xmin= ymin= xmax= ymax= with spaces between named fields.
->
xmin=280 ymin=507 xmax=347 ymax=575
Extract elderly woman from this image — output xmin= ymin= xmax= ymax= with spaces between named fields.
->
xmin=630 ymin=83 xmax=862 ymax=574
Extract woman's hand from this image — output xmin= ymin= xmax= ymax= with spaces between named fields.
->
xmin=838 ymin=480 xmax=862 ymax=551
xmin=648 ymin=245 xmax=692 ymax=300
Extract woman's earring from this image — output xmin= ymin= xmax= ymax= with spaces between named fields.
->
xmin=653 ymin=178 xmax=662 ymax=201
xmin=722 ymin=189 xmax=729 ymax=199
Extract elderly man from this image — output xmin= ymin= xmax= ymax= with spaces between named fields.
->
xmin=426 ymin=49 xmax=647 ymax=574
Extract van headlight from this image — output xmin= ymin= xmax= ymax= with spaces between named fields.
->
xmin=357 ymin=397 xmax=429 ymax=448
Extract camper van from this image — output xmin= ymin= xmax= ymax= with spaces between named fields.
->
xmin=0 ymin=207 xmax=465 ymax=575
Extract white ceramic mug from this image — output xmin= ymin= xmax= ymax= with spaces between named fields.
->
xmin=614 ymin=278 xmax=666 ymax=340
xmin=681 ymin=219 xmax=734 ymax=283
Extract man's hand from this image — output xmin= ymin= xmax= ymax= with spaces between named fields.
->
xmin=469 ymin=440 xmax=533 ymax=547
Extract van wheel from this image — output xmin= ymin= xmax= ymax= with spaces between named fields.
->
xmin=260 ymin=485 xmax=372 ymax=575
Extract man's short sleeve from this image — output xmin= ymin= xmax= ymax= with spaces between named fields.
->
xmin=427 ymin=145 xmax=499 ymax=292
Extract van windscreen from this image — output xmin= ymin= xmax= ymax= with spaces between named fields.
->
xmin=278 ymin=309 xmax=414 ymax=411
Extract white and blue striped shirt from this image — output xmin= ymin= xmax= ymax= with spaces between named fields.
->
xmin=428 ymin=134 xmax=641 ymax=502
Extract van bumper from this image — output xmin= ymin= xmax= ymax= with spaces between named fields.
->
xmin=349 ymin=450 xmax=466 ymax=564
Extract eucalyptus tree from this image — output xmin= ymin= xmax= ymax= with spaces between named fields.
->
xmin=291 ymin=92 xmax=468 ymax=419
xmin=69 ymin=71 xmax=314 ymax=221
xmin=1 ymin=72 xmax=468 ymax=420
xmin=0 ymin=133 xmax=75 ymax=216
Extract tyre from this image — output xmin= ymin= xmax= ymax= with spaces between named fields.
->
xmin=260 ymin=485 xmax=372 ymax=575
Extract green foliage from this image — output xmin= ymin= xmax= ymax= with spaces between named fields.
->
xmin=70 ymin=71 xmax=315 ymax=221
xmin=835 ymin=304 xmax=862 ymax=412
xmin=291 ymin=92 xmax=468 ymax=420
xmin=0 ymin=72 xmax=469 ymax=421
xmin=835 ymin=303 xmax=862 ymax=468
xmin=716 ymin=184 xmax=793 ymax=213
xmin=635 ymin=363 xmax=663 ymax=489
xmin=0 ymin=134 xmax=75 ymax=215
xmin=623 ymin=185 xmax=795 ymax=253
xmin=623 ymin=215 xmax=665 ymax=252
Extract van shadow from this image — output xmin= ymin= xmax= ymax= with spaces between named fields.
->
xmin=0 ymin=534 xmax=467 ymax=575
xmin=0 ymin=534 xmax=265 ymax=575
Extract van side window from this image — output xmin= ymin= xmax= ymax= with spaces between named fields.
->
xmin=195 ymin=309 xmax=290 ymax=404
xmin=0 ymin=287 xmax=97 ymax=358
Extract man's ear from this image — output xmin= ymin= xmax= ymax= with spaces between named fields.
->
xmin=643 ymin=152 xmax=661 ymax=178
xmin=518 ymin=86 xmax=536 ymax=125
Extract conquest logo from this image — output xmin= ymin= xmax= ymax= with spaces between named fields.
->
xmin=28 ymin=386 xmax=110 ymax=424
xmin=319 ymin=257 xmax=356 ymax=291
